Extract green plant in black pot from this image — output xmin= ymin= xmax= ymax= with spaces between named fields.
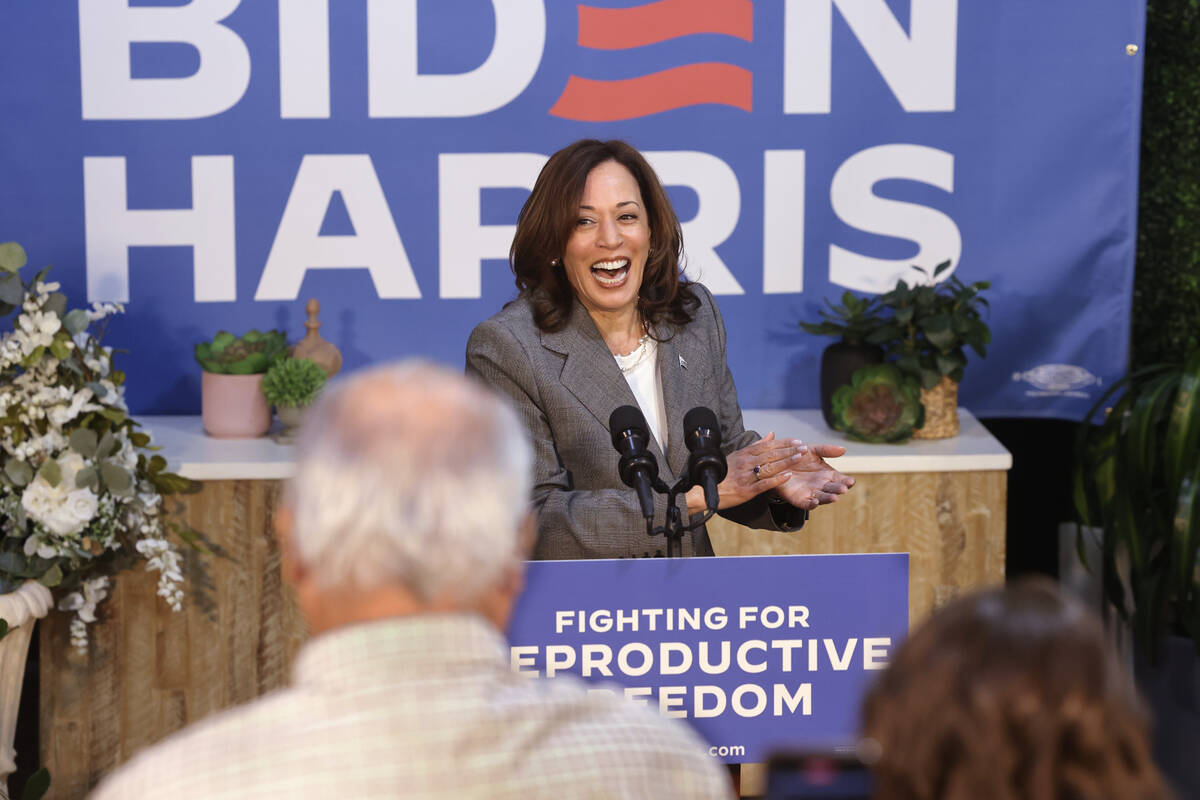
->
xmin=800 ymin=291 xmax=887 ymax=427
xmin=867 ymin=261 xmax=991 ymax=438
xmin=1074 ymin=350 xmax=1200 ymax=665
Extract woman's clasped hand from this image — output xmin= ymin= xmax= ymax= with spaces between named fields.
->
xmin=686 ymin=433 xmax=855 ymax=514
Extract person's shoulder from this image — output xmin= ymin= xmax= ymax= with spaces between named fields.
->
xmin=678 ymin=281 xmax=718 ymax=327
xmin=672 ymin=281 xmax=724 ymax=343
xmin=570 ymin=683 xmax=698 ymax=743
xmin=468 ymin=294 xmax=539 ymax=349
xmin=688 ymin=281 xmax=716 ymax=307
xmin=90 ymin=690 xmax=301 ymax=799
xmin=477 ymin=293 xmax=537 ymax=331
xmin=513 ymin=676 xmax=729 ymax=796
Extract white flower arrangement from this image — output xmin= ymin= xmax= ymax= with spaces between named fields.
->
xmin=0 ymin=242 xmax=193 ymax=651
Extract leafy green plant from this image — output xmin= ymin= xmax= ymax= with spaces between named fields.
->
xmin=830 ymin=364 xmax=925 ymax=443
xmin=194 ymin=329 xmax=287 ymax=375
xmin=865 ymin=261 xmax=992 ymax=390
xmin=261 ymin=357 xmax=326 ymax=408
xmin=799 ymin=291 xmax=885 ymax=344
xmin=1074 ymin=350 xmax=1200 ymax=663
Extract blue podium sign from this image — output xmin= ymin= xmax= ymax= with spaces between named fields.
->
xmin=507 ymin=553 xmax=908 ymax=763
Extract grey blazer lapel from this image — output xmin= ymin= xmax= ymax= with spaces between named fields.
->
xmin=655 ymin=324 xmax=706 ymax=478
xmin=539 ymin=308 xmax=673 ymax=461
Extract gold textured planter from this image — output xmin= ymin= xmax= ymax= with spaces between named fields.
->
xmin=913 ymin=377 xmax=959 ymax=439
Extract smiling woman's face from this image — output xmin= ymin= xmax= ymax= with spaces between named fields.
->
xmin=562 ymin=160 xmax=650 ymax=320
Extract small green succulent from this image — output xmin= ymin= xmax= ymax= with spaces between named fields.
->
xmin=261 ymin=357 xmax=326 ymax=408
xmin=831 ymin=364 xmax=926 ymax=443
xmin=194 ymin=329 xmax=288 ymax=375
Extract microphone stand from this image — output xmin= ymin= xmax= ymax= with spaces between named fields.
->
xmin=644 ymin=475 xmax=717 ymax=558
xmin=610 ymin=405 xmax=725 ymax=559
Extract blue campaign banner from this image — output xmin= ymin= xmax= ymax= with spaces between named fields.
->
xmin=0 ymin=2 xmax=1145 ymax=420
xmin=507 ymin=553 xmax=908 ymax=763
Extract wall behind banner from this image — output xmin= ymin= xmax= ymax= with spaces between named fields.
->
xmin=0 ymin=1 xmax=1146 ymax=419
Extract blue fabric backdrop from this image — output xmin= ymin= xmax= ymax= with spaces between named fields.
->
xmin=0 ymin=1 xmax=1146 ymax=419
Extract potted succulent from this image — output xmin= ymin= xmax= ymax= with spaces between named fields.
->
xmin=800 ymin=291 xmax=887 ymax=427
xmin=829 ymin=364 xmax=925 ymax=443
xmin=1074 ymin=350 xmax=1200 ymax=793
xmin=864 ymin=261 xmax=991 ymax=438
xmin=194 ymin=329 xmax=287 ymax=438
xmin=260 ymin=357 xmax=326 ymax=443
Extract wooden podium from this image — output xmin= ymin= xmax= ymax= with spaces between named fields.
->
xmin=38 ymin=412 xmax=1008 ymax=798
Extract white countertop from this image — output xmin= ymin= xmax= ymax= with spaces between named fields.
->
xmin=137 ymin=410 xmax=1010 ymax=481
xmin=742 ymin=408 xmax=1011 ymax=473
xmin=137 ymin=417 xmax=296 ymax=480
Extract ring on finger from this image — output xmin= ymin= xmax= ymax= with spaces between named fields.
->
xmin=753 ymin=464 xmax=764 ymax=479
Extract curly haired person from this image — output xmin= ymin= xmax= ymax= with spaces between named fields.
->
xmin=861 ymin=578 xmax=1171 ymax=800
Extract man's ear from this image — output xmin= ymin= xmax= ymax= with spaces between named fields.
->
xmin=274 ymin=504 xmax=305 ymax=586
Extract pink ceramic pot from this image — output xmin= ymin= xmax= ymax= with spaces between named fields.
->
xmin=201 ymin=372 xmax=271 ymax=438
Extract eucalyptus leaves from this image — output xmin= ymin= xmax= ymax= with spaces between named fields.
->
xmin=0 ymin=242 xmax=191 ymax=650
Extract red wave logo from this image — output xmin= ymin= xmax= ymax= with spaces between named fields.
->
xmin=576 ymin=0 xmax=752 ymax=49
xmin=550 ymin=0 xmax=754 ymax=122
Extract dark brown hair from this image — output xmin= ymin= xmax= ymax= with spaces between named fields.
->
xmin=510 ymin=139 xmax=698 ymax=332
xmin=861 ymin=578 xmax=1170 ymax=800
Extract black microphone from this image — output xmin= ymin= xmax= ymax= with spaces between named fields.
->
xmin=683 ymin=407 xmax=727 ymax=513
xmin=609 ymin=405 xmax=659 ymax=521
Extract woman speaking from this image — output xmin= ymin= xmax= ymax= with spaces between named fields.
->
xmin=467 ymin=139 xmax=853 ymax=559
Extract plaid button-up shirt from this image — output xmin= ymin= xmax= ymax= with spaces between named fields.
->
xmin=90 ymin=613 xmax=732 ymax=799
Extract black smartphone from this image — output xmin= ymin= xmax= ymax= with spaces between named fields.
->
xmin=764 ymin=749 xmax=873 ymax=800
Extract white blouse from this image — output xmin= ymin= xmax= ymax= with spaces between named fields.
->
xmin=613 ymin=336 xmax=667 ymax=452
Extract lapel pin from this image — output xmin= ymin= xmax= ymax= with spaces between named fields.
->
xmin=679 ymin=355 xmax=687 ymax=369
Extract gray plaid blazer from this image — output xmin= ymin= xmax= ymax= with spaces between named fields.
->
xmin=466 ymin=283 xmax=804 ymax=559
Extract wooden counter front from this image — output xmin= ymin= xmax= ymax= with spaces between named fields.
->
xmin=709 ymin=468 xmax=1006 ymax=627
